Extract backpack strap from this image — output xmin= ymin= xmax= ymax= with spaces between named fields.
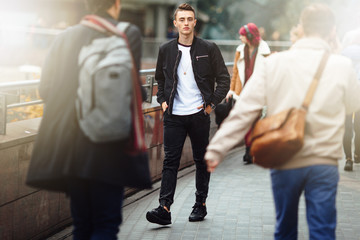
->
xmin=81 ymin=19 xmax=108 ymax=35
xmin=80 ymin=15 xmax=133 ymax=62
xmin=81 ymin=15 xmax=128 ymax=39
xmin=117 ymin=22 xmax=130 ymax=34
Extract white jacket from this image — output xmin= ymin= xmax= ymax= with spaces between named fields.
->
xmin=229 ymin=40 xmax=271 ymax=99
xmin=206 ymin=37 xmax=360 ymax=169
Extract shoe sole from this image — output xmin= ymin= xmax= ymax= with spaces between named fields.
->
xmin=344 ymin=164 xmax=353 ymax=171
xmin=344 ymin=167 xmax=353 ymax=171
xmin=189 ymin=213 xmax=207 ymax=222
xmin=146 ymin=212 xmax=171 ymax=225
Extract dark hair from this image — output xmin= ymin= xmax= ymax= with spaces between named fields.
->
xmin=300 ymin=3 xmax=335 ymax=38
xmin=84 ymin=0 xmax=116 ymax=14
xmin=173 ymin=3 xmax=196 ymax=20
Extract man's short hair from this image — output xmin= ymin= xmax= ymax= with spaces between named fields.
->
xmin=300 ymin=3 xmax=335 ymax=38
xmin=173 ymin=3 xmax=196 ymax=20
xmin=84 ymin=0 xmax=115 ymax=14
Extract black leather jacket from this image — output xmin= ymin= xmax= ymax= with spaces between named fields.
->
xmin=156 ymin=36 xmax=230 ymax=115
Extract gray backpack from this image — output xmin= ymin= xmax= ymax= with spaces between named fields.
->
xmin=76 ymin=19 xmax=133 ymax=143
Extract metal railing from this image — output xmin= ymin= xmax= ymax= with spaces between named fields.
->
xmin=0 ymin=26 xmax=292 ymax=63
xmin=0 ymin=62 xmax=232 ymax=135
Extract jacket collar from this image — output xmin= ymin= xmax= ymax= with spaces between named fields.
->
xmin=290 ymin=37 xmax=331 ymax=52
xmin=175 ymin=35 xmax=197 ymax=49
xmin=237 ymin=40 xmax=271 ymax=59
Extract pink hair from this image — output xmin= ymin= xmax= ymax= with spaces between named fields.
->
xmin=239 ymin=23 xmax=261 ymax=46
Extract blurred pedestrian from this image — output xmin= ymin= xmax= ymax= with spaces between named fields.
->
xmin=225 ymin=22 xmax=270 ymax=164
xmin=26 ymin=0 xmax=151 ymax=239
xmin=342 ymin=29 xmax=360 ymax=171
xmin=258 ymin=26 xmax=267 ymax=40
xmin=146 ymin=3 xmax=229 ymax=225
xmin=167 ymin=26 xmax=178 ymax=39
xmin=205 ymin=4 xmax=360 ymax=240
xmin=290 ymin=24 xmax=304 ymax=44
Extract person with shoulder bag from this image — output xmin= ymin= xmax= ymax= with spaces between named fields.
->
xmin=205 ymin=4 xmax=360 ymax=239
xmin=26 ymin=0 xmax=151 ymax=238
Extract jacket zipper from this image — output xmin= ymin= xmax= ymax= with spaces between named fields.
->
xmin=196 ymin=55 xmax=209 ymax=61
xmin=192 ymin=55 xmax=207 ymax=110
xmin=168 ymin=50 xmax=181 ymax=114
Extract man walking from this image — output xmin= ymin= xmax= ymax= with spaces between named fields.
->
xmin=146 ymin=3 xmax=230 ymax=225
xmin=26 ymin=0 xmax=151 ymax=239
xmin=205 ymin=4 xmax=360 ymax=240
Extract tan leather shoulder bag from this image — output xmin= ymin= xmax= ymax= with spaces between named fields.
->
xmin=250 ymin=51 xmax=330 ymax=168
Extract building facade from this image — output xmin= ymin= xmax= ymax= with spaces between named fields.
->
xmin=122 ymin=0 xmax=198 ymax=39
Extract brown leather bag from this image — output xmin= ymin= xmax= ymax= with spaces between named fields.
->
xmin=250 ymin=52 xmax=330 ymax=168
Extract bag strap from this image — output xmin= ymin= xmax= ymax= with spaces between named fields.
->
xmin=80 ymin=16 xmax=134 ymax=64
xmin=117 ymin=22 xmax=130 ymax=33
xmin=81 ymin=15 xmax=127 ymax=38
xmin=301 ymin=51 xmax=330 ymax=110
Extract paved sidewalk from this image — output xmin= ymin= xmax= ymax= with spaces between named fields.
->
xmin=49 ymin=147 xmax=360 ymax=239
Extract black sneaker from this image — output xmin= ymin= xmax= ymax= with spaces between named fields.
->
xmin=146 ymin=206 xmax=171 ymax=225
xmin=189 ymin=203 xmax=207 ymax=222
xmin=344 ymin=159 xmax=353 ymax=171
xmin=243 ymin=153 xmax=253 ymax=164
xmin=243 ymin=147 xmax=253 ymax=164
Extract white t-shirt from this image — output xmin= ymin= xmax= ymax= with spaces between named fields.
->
xmin=172 ymin=44 xmax=204 ymax=115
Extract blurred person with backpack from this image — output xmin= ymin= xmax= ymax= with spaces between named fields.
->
xmin=205 ymin=4 xmax=360 ymax=239
xmin=225 ymin=23 xmax=270 ymax=164
xmin=26 ymin=0 xmax=151 ymax=239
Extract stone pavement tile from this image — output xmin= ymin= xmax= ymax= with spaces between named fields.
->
xmin=209 ymin=235 xmax=222 ymax=240
xmin=197 ymin=228 xmax=210 ymax=236
xmin=197 ymin=226 xmax=210 ymax=232
xmin=262 ymin=231 xmax=274 ymax=237
xmin=181 ymin=235 xmax=196 ymax=240
xmin=169 ymin=224 xmax=185 ymax=233
xmin=222 ymin=233 xmax=237 ymax=240
xmin=235 ymin=231 xmax=249 ymax=239
xmin=195 ymin=231 xmax=210 ymax=239
xmin=262 ymin=216 xmax=275 ymax=225
xmin=168 ymin=233 xmax=182 ymax=240
xmin=336 ymin=229 xmax=345 ymax=239
xmin=154 ymin=232 xmax=172 ymax=240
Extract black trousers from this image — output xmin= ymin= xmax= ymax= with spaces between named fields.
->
xmin=68 ymin=178 xmax=124 ymax=240
xmin=159 ymin=110 xmax=211 ymax=209
xmin=344 ymin=111 xmax=360 ymax=159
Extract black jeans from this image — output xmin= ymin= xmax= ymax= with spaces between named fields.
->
xmin=159 ymin=110 xmax=211 ymax=209
xmin=67 ymin=178 xmax=124 ymax=240
xmin=343 ymin=111 xmax=360 ymax=159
